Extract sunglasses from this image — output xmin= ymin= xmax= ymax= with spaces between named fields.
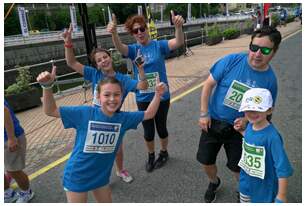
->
xmin=249 ymin=43 xmax=273 ymax=55
xmin=132 ymin=27 xmax=146 ymax=34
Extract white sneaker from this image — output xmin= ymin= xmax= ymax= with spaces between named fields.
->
xmin=4 ymin=190 xmax=18 ymax=203
xmin=16 ymin=189 xmax=35 ymax=203
xmin=116 ymin=169 xmax=133 ymax=183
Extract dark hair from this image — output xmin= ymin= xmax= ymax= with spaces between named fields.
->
xmin=90 ymin=48 xmax=111 ymax=66
xmin=97 ymin=76 xmax=123 ymax=94
xmin=251 ymin=26 xmax=282 ymax=52
xmin=125 ymin=15 xmax=148 ymax=35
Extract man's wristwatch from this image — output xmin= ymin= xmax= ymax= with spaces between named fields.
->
xmin=200 ymin=112 xmax=210 ymax=118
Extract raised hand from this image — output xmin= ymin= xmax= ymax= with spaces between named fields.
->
xmin=171 ymin=10 xmax=184 ymax=28
xmin=62 ymin=23 xmax=73 ymax=44
xmin=37 ymin=66 xmax=57 ymax=85
xmin=107 ymin=13 xmax=117 ymax=34
xmin=155 ymin=77 xmax=167 ymax=97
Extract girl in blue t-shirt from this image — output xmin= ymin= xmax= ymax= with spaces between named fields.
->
xmin=236 ymin=88 xmax=293 ymax=203
xmin=62 ymin=24 xmax=149 ymax=183
xmin=36 ymin=66 xmax=166 ymax=203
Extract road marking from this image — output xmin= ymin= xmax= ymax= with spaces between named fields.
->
xmin=11 ymin=80 xmax=205 ymax=188
xmin=12 ymin=29 xmax=301 ymax=188
xmin=283 ymin=29 xmax=301 ymax=41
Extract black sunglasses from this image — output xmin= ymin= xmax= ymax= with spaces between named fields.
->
xmin=132 ymin=27 xmax=146 ymax=34
xmin=249 ymin=43 xmax=273 ymax=55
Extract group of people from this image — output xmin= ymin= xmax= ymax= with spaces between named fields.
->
xmin=4 ymin=11 xmax=293 ymax=203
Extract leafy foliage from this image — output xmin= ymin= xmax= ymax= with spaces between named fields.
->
xmin=5 ymin=66 xmax=32 ymax=95
xmin=223 ymin=28 xmax=240 ymax=39
xmin=207 ymin=24 xmax=222 ymax=38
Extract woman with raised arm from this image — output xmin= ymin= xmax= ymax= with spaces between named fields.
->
xmin=107 ymin=11 xmax=184 ymax=172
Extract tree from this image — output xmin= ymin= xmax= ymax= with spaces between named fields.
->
xmin=4 ymin=4 xmax=20 ymax=36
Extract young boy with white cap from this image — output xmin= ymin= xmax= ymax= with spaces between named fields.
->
xmin=236 ymin=88 xmax=293 ymax=203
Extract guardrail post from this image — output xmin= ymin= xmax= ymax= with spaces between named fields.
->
xmin=55 ymin=76 xmax=62 ymax=95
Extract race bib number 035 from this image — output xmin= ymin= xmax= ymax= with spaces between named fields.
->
xmin=140 ymin=72 xmax=159 ymax=94
xmin=84 ymin=121 xmax=121 ymax=154
xmin=238 ymin=140 xmax=266 ymax=179
xmin=223 ymin=80 xmax=251 ymax=110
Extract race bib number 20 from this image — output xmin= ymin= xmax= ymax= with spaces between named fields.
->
xmin=223 ymin=80 xmax=251 ymax=110
xmin=84 ymin=121 xmax=121 ymax=154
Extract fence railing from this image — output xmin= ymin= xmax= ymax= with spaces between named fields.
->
xmin=4 ymin=15 xmax=250 ymax=47
xmin=5 ymin=16 xmax=252 ymax=100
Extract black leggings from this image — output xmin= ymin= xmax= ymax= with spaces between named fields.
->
xmin=137 ymin=99 xmax=170 ymax=142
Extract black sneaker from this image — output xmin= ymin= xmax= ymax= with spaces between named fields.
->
xmin=154 ymin=150 xmax=169 ymax=169
xmin=145 ymin=152 xmax=155 ymax=172
xmin=204 ymin=177 xmax=221 ymax=203
xmin=236 ymin=191 xmax=240 ymax=203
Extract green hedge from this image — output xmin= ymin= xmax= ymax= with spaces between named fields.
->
xmin=223 ymin=28 xmax=240 ymax=40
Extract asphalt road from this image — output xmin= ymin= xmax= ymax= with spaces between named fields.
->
xmin=28 ymin=31 xmax=302 ymax=203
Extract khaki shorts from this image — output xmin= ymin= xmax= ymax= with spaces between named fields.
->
xmin=4 ymin=134 xmax=27 ymax=171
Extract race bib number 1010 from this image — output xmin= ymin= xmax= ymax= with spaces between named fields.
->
xmin=84 ymin=121 xmax=121 ymax=154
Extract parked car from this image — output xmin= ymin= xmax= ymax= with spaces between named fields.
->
xmin=29 ymin=30 xmax=40 ymax=34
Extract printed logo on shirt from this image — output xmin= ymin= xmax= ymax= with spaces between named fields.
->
xmin=84 ymin=121 xmax=121 ymax=154
xmin=223 ymin=80 xmax=251 ymax=110
xmin=139 ymin=72 xmax=159 ymax=94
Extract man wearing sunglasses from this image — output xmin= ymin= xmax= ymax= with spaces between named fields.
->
xmin=197 ymin=26 xmax=281 ymax=203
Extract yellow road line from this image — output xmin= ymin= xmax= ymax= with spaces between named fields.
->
xmin=12 ymin=81 xmax=205 ymax=188
xmin=283 ymin=29 xmax=301 ymax=41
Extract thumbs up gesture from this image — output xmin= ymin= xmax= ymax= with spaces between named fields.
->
xmin=37 ymin=66 xmax=57 ymax=87
xmin=155 ymin=77 xmax=167 ymax=97
xmin=171 ymin=10 xmax=184 ymax=28
xmin=107 ymin=13 xmax=117 ymax=34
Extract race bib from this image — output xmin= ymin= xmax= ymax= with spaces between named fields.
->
xmin=84 ymin=121 xmax=121 ymax=154
xmin=223 ymin=80 xmax=251 ymax=110
xmin=139 ymin=72 xmax=159 ymax=94
xmin=238 ymin=139 xmax=266 ymax=179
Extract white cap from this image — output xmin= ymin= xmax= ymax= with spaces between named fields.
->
xmin=239 ymin=88 xmax=273 ymax=112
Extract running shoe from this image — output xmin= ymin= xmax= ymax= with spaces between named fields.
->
xmin=204 ymin=177 xmax=221 ymax=203
xmin=4 ymin=189 xmax=18 ymax=203
xmin=116 ymin=169 xmax=133 ymax=183
xmin=16 ymin=189 xmax=35 ymax=203
xmin=154 ymin=150 xmax=169 ymax=169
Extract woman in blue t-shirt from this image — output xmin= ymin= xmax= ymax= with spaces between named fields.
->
xmin=107 ymin=11 xmax=185 ymax=172
xmin=62 ymin=24 xmax=148 ymax=183
xmin=36 ymin=66 xmax=166 ymax=202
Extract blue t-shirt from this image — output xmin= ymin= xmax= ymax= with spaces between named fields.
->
xmin=127 ymin=40 xmax=171 ymax=102
xmin=59 ymin=106 xmax=144 ymax=192
xmin=83 ymin=65 xmax=138 ymax=106
xmin=239 ymin=123 xmax=293 ymax=203
xmin=4 ymin=99 xmax=24 ymax=142
xmin=209 ymin=53 xmax=278 ymax=124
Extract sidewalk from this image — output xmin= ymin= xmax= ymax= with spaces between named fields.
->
xmin=15 ymin=21 xmax=301 ymax=175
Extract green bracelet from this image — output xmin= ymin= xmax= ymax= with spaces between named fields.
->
xmin=40 ymin=82 xmax=54 ymax=90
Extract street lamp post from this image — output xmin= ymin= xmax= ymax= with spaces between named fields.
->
xmin=25 ymin=9 xmax=32 ymax=31
xmin=102 ymin=8 xmax=106 ymax=26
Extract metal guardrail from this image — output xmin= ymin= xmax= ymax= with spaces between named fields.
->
xmin=4 ymin=15 xmax=250 ymax=47
xmin=5 ymin=15 xmax=252 ymax=100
